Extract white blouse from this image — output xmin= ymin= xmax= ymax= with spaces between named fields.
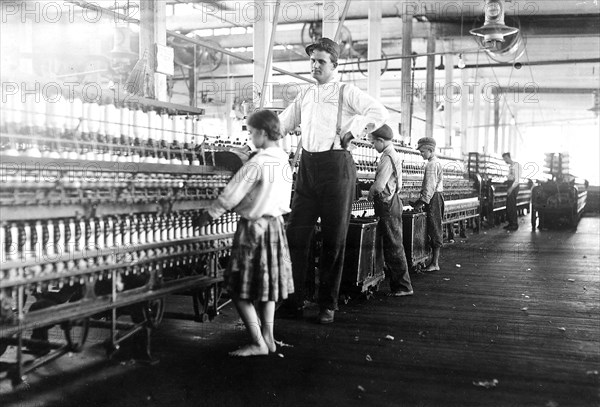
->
xmin=208 ymin=147 xmax=293 ymax=220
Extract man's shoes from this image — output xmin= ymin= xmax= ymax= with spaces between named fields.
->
xmin=388 ymin=290 xmax=414 ymax=297
xmin=318 ymin=308 xmax=335 ymax=324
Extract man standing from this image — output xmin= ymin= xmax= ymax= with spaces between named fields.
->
xmin=278 ymin=38 xmax=389 ymax=324
xmin=502 ymin=152 xmax=522 ymax=231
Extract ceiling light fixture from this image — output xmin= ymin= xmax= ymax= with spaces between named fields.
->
xmin=470 ymin=0 xmax=519 ymax=50
xmin=436 ymin=55 xmax=445 ymax=70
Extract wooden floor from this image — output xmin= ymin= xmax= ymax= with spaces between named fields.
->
xmin=2 ymin=214 xmax=599 ymax=407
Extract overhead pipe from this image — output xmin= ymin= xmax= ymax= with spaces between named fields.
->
xmin=334 ymin=0 xmax=352 ymax=43
xmin=67 ymin=0 xmax=315 ymax=84
xmin=259 ymin=1 xmax=281 ymax=109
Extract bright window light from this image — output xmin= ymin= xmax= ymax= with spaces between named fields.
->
xmin=214 ymin=28 xmax=231 ymax=36
xmin=193 ymin=29 xmax=214 ymax=37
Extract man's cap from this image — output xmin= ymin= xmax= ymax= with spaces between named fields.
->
xmin=370 ymin=124 xmax=394 ymax=141
xmin=305 ymin=37 xmax=340 ymax=62
xmin=417 ymin=137 xmax=436 ymax=150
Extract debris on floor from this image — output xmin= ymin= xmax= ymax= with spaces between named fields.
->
xmin=472 ymin=379 xmax=498 ymax=389
xmin=274 ymin=340 xmax=294 ymax=348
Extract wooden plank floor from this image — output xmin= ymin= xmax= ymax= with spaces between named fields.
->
xmin=2 ymin=214 xmax=599 ymax=407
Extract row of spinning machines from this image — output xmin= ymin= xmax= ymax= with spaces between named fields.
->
xmin=0 ymin=93 xmax=530 ymax=385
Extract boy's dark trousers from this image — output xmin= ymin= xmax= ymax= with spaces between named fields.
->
xmin=506 ymin=182 xmax=520 ymax=228
xmin=374 ymin=194 xmax=412 ymax=293
xmin=425 ymin=192 xmax=445 ymax=248
xmin=286 ymin=149 xmax=357 ymax=311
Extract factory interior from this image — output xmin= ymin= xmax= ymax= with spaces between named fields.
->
xmin=0 ymin=1 xmax=599 ymax=406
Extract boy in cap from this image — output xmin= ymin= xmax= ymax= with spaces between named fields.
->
xmin=413 ymin=137 xmax=444 ymax=272
xmin=367 ymin=124 xmax=413 ymax=296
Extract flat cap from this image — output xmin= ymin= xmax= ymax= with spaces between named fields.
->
xmin=417 ymin=137 xmax=436 ymax=150
xmin=370 ymin=124 xmax=394 ymax=140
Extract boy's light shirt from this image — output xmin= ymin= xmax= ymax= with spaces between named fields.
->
xmin=419 ymin=155 xmax=444 ymax=204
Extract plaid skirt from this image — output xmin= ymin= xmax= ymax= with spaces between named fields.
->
xmin=225 ymin=216 xmax=294 ymax=302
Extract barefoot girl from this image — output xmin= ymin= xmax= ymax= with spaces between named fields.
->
xmin=200 ymin=109 xmax=294 ymax=356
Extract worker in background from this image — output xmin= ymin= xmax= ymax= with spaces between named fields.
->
xmin=413 ymin=137 xmax=444 ymax=272
xmin=502 ymin=152 xmax=522 ymax=231
xmin=367 ymin=124 xmax=413 ymax=296
xmin=278 ymin=37 xmax=389 ymax=324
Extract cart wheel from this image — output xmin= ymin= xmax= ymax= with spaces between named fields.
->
xmin=142 ymin=298 xmax=165 ymax=329
xmin=193 ymin=288 xmax=213 ymax=323
xmin=192 ymin=290 xmax=206 ymax=322
xmin=208 ymin=283 xmax=225 ymax=319
xmin=104 ymin=341 xmax=120 ymax=359
xmin=62 ymin=318 xmax=90 ymax=352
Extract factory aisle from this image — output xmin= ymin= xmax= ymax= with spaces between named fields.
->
xmin=2 ymin=214 xmax=599 ymax=407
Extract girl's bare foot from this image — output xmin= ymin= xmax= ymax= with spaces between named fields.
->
xmin=263 ymin=339 xmax=276 ymax=353
xmin=228 ymin=342 xmax=269 ymax=357
xmin=261 ymin=328 xmax=276 ymax=353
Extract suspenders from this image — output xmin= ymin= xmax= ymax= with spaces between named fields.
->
xmin=382 ymin=152 xmax=403 ymax=195
xmin=331 ymin=83 xmax=346 ymax=150
xmin=292 ymin=82 xmax=347 ymax=167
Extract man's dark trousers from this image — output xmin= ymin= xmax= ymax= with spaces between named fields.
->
xmin=506 ymin=183 xmax=520 ymax=228
xmin=286 ymin=149 xmax=357 ymax=311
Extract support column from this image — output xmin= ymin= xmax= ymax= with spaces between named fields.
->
xmin=367 ymin=1 xmax=382 ymax=98
xmin=494 ymin=93 xmax=500 ymax=154
xmin=253 ymin=0 xmax=274 ymax=108
xmin=444 ymin=54 xmax=454 ymax=151
xmin=425 ymin=30 xmax=436 ymax=139
xmin=483 ymin=90 xmax=491 ymax=154
xmin=400 ymin=11 xmax=413 ymax=144
xmin=460 ymin=68 xmax=469 ymax=159
xmin=510 ymin=109 xmax=518 ymax=157
xmin=472 ymin=81 xmax=481 ymax=153
xmin=140 ymin=0 xmax=167 ymax=101
xmin=501 ymin=104 xmax=508 ymax=154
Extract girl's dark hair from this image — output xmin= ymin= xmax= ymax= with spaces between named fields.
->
xmin=246 ymin=109 xmax=282 ymax=141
